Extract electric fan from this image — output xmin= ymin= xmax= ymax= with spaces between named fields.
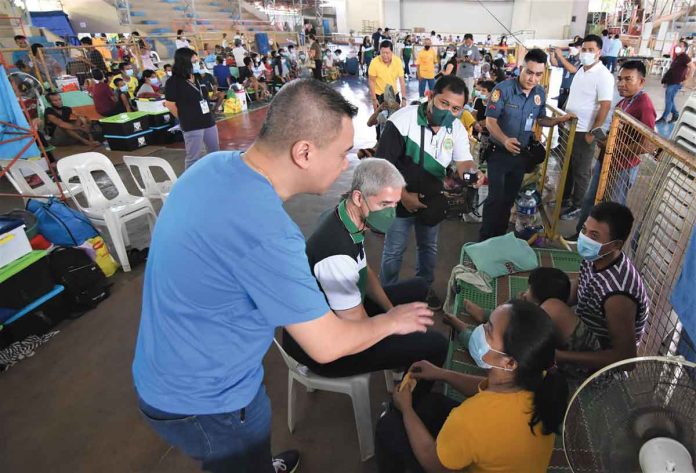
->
xmin=8 ymin=71 xmax=46 ymax=119
xmin=563 ymin=356 xmax=696 ymax=472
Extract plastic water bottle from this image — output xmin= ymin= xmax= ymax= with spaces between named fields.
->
xmin=515 ymin=190 xmax=538 ymax=234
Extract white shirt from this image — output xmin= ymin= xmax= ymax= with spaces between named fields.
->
xmin=175 ymin=38 xmax=191 ymax=50
xmin=232 ymin=46 xmax=247 ymax=67
xmin=565 ymin=61 xmax=615 ymax=132
xmin=222 ymin=38 xmax=229 ymax=48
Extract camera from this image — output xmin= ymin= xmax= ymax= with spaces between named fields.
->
xmin=462 ymin=172 xmax=479 ymax=186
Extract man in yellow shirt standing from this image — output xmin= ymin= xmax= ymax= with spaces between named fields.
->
xmin=368 ymin=40 xmax=407 ymax=139
xmin=416 ymin=38 xmax=438 ymax=97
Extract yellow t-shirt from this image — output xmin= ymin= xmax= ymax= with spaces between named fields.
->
xmin=110 ymin=73 xmax=139 ymax=99
xmin=460 ymin=110 xmax=476 ymax=133
xmin=368 ymin=56 xmax=404 ymax=96
xmin=416 ymin=48 xmax=438 ymax=79
xmin=436 ymin=384 xmax=555 ymax=473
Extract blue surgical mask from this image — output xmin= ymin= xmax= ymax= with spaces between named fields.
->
xmin=577 ymin=232 xmax=615 ymax=261
xmin=468 ymin=325 xmax=513 ymax=370
xmin=150 ymin=77 xmax=160 ymax=86
xmin=192 ymin=63 xmax=201 ymax=74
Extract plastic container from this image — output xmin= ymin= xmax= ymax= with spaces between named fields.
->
xmin=99 ymin=111 xmax=150 ymax=137
xmin=514 ymin=190 xmax=538 ymax=234
xmin=104 ymin=130 xmax=152 ymax=151
xmin=147 ymin=110 xmax=174 ymax=127
xmin=145 ymin=125 xmax=175 ymax=145
xmin=0 ymin=218 xmax=32 ymax=269
xmin=2 ymin=210 xmax=38 ymax=239
xmin=0 ymin=250 xmax=53 ymax=309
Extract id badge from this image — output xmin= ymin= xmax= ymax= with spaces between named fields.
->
xmin=524 ymin=114 xmax=534 ymax=132
xmin=200 ymin=100 xmax=210 ymax=114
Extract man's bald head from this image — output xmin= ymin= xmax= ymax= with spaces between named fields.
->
xmin=258 ymin=79 xmax=358 ymax=152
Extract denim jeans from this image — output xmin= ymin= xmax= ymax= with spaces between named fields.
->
xmin=138 ymin=384 xmax=274 ymax=473
xmin=575 ymin=160 xmax=639 ymax=233
xmin=418 ymin=78 xmax=435 ymax=97
xmin=660 ymin=83 xmax=682 ymax=121
xmin=380 ymin=216 xmax=440 ymax=287
xmin=183 ymin=125 xmax=220 ymax=170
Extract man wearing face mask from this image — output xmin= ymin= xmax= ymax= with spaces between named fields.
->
xmin=560 ymin=34 xmax=614 ymax=221
xmin=456 ymin=33 xmax=482 ymax=100
xmin=110 ymin=62 xmax=139 ymax=98
xmin=416 ymin=38 xmax=438 ymax=97
xmin=556 ymin=202 xmax=649 ymax=371
xmin=550 ymin=38 xmax=583 ymax=110
xmin=378 ymin=75 xmax=481 ymax=310
xmin=480 ymin=48 xmax=574 ymax=241
xmin=282 ymin=158 xmax=447 ymax=396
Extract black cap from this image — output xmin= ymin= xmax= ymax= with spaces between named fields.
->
xmin=568 ymin=38 xmax=583 ymax=47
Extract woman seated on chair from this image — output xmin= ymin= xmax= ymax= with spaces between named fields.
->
xmin=375 ymin=299 xmax=568 ymax=473
xmin=136 ymin=69 xmax=163 ymax=99
xmin=241 ymin=57 xmax=270 ymax=100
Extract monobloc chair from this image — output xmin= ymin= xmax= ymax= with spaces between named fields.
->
xmin=56 ymin=152 xmax=157 ymax=272
xmin=274 ymin=339 xmax=399 ymax=461
xmin=123 ymin=155 xmax=178 ymax=204
xmin=0 ymin=158 xmax=82 ymax=200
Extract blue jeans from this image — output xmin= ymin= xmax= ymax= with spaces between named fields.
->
xmin=418 ymin=78 xmax=435 ymax=97
xmin=380 ymin=216 xmax=440 ymax=287
xmin=138 ymin=384 xmax=274 ymax=473
xmin=576 ymin=160 xmax=639 ymax=233
xmin=661 ymin=83 xmax=682 ymax=121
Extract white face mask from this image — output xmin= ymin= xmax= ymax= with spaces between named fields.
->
xmin=569 ymin=47 xmax=579 ymax=56
xmin=580 ymin=52 xmax=597 ymax=66
xmin=166 ymin=71 xmax=172 ymax=76
xmin=675 ymin=47 xmax=683 ymax=54
xmin=445 ymin=51 xmax=455 ymax=59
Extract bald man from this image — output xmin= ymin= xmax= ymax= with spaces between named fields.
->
xmin=133 ymin=79 xmax=435 ymax=472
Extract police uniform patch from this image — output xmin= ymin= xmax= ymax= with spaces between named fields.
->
xmin=534 ymin=94 xmax=541 ymax=106
xmin=443 ymin=137 xmax=454 ymax=151
xmin=491 ymin=90 xmax=501 ymax=102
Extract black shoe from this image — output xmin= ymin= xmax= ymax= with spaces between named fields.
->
xmin=273 ymin=450 xmax=300 ymax=473
xmin=426 ymin=289 xmax=443 ymax=311
xmin=669 ymin=115 xmax=679 ymax=123
xmin=656 ymin=117 xmax=667 ymax=125
xmin=560 ymin=205 xmax=580 ymax=221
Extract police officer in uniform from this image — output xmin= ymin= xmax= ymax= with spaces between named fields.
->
xmin=480 ymin=48 xmax=574 ymax=241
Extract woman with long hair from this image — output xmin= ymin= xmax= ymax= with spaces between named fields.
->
xmin=359 ymin=35 xmax=374 ymax=76
xmin=402 ymin=34 xmax=413 ymax=77
xmin=164 ymin=48 xmax=219 ymax=169
xmin=376 ymin=299 xmax=569 ymax=473
xmin=136 ymin=69 xmax=161 ymax=99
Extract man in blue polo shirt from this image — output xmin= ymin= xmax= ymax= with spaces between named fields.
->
xmin=480 ymin=48 xmax=574 ymax=241
xmin=132 ymin=79 xmax=434 ymax=473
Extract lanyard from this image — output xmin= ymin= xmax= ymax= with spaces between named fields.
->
xmin=620 ymin=90 xmax=643 ymax=112
xmin=186 ymin=78 xmax=204 ymax=99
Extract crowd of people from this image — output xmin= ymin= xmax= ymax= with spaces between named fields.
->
xmin=10 ymin=22 xmax=695 ymax=473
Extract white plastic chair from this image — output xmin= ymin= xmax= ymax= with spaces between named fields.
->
xmin=56 ymin=152 xmax=157 ymax=272
xmin=0 ymin=158 xmax=82 ymax=200
xmin=274 ymin=339 xmax=390 ymax=462
xmin=123 ymin=155 xmax=178 ymax=203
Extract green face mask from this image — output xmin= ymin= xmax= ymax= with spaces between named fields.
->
xmin=429 ymin=102 xmax=455 ymax=128
xmin=365 ymin=202 xmax=396 ymax=234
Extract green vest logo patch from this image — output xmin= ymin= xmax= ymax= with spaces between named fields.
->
xmin=443 ymin=137 xmax=454 ymax=152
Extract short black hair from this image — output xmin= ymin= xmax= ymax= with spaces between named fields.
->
xmin=379 ymin=40 xmax=393 ymax=51
xmin=216 ymin=55 xmax=224 ymax=63
xmin=114 ymin=77 xmax=124 ymax=85
xmin=177 ymin=29 xmax=184 ymax=35
xmin=258 ymin=79 xmax=358 ymax=151
xmin=163 ymin=63 xmax=172 ymax=69
xmin=479 ymin=80 xmax=496 ymax=92
xmin=584 ymin=34 xmax=603 ymax=49
xmin=620 ymin=60 xmax=646 ymax=77
xmin=92 ymin=68 xmax=105 ymax=81
xmin=602 ymin=29 xmax=609 ymax=36
xmin=528 ymin=268 xmax=571 ymax=304
xmin=14 ymin=35 xmax=26 ymax=41
xmin=590 ymin=202 xmax=634 ymax=242
xmin=384 ymin=27 xmax=390 ymax=32
xmin=45 ymin=91 xmax=60 ymax=101
xmin=243 ymin=56 xmax=252 ymax=66
xmin=433 ymin=75 xmax=469 ymax=103
xmin=309 ymin=34 xmax=316 ymax=41
xmin=80 ymin=36 xmax=93 ymax=45
xmin=524 ymin=48 xmax=547 ymax=64
xmin=464 ymin=33 xmax=473 ymax=41
xmin=119 ymin=62 xmax=130 ymax=71
xmin=377 ymin=28 xmax=382 ymax=31
xmin=614 ymin=34 xmax=620 ymax=39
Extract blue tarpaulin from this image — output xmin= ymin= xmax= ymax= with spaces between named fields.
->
xmin=0 ymin=66 xmax=41 ymax=160
xmin=29 ymin=11 xmax=76 ymax=39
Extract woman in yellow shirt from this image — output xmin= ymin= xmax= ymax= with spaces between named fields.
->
xmin=375 ymin=300 xmax=568 ymax=473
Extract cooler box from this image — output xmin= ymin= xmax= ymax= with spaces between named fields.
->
xmin=0 ymin=250 xmax=54 ymax=310
xmin=146 ymin=125 xmax=175 ymax=145
xmin=135 ymin=99 xmax=169 ymax=114
xmin=0 ymin=218 xmax=32 ymax=269
xmin=56 ymin=75 xmax=80 ymax=92
xmin=147 ymin=110 xmax=174 ymax=127
xmin=104 ymin=130 xmax=152 ymax=151
xmin=99 ymin=111 xmax=151 ymax=137
xmin=255 ymin=33 xmax=270 ymax=55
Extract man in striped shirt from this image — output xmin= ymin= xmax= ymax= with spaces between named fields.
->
xmin=556 ymin=202 xmax=649 ymax=370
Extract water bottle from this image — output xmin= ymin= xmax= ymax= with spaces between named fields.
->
xmin=515 ymin=190 xmax=537 ymax=234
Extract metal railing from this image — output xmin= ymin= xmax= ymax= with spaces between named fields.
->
xmin=598 ymin=109 xmax=696 ymax=359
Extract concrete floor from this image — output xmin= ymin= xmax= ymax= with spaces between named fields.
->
xmin=0 ymin=72 xmax=691 ymax=473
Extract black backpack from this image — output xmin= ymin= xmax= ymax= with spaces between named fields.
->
xmin=48 ymin=247 xmax=111 ymax=314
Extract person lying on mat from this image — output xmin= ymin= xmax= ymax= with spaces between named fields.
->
xmin=375 ymin=300 xmax=568 ymax=473
xmin=282 ymin=158 xmax=448 ymax=400
xmin=44 ymin=92 xmax=100 ymax=148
